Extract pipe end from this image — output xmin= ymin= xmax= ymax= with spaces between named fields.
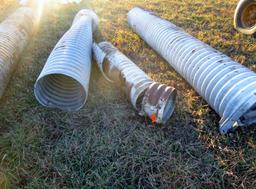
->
xmin=234 ymin=0 xmax=256 ymax=35
xmin=219 ymin=98 xmax=256 ymax=134
xmin=73 ymin=9 xmax=99 ymax=31
xmin=141 ymin=82 xmax=177 ymax=124
xmin=34 ymin=73 xmax=87 ymax=111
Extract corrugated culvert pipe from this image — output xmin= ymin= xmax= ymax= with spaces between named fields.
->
xmin=0 ymin=7 xmax=34 ymax=98
xmin=128 ymin=7 xmax=256 ymax=134
xmin=34 ymin=10 xmax=99 ymax=111
xmin=93 ymin=42 xmax=177 ymax=124
xmin=234 ymin=0 xmax=256 ymax=35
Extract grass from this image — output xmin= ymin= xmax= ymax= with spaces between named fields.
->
xmin=0 ymin=0 xmax=256 ymax=188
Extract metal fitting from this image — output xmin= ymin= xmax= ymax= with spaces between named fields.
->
xmin=128 ymin=7 xmax=256 ymax=134
xmin=234 ymin=0 xmax=256 ymax=35
xmin=93 ymin=41 xmax=176 ymax=124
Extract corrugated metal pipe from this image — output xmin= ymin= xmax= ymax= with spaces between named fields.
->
xmin=234 ymin=0 xmax=256 ymax=35
xmin=93 ymin=41 xmax=177 ymax=124
xmin=34 ymin=9 xmax=99 ymax=111
xmin=128 ymin=7 xmax=256 ymax=134
xmin=0 ymin=7 xmax=34 ymax=98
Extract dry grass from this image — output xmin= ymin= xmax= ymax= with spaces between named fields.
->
xmin=0 ymin=0 xmax=256 ymax=188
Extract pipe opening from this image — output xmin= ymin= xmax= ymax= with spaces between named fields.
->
xmin=240 ymin=3 xmax=256 ymax=28
xmin=239 ymin=103 xmax=256 ymax=126
xmin=34 ymin=74 xmax=86 ymax=111
xmin=234 ymin=1 xmax=256 ymax=34
xmin=141 ymin=83 xmax=177 ymax=124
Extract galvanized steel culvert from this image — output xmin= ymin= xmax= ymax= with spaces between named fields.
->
xmin=128 ymin=7 xmax=256 ymax=134
xmin=34 ymin=9 xmax=99 ymax=111
xmin=93 ymin=41 xmax=177 ymax=124
xmin=0 ymin=7 xmax=34 ymax=98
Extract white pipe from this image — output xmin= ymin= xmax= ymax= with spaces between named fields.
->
xmin=34 ymin=9 xmax=98 ymax=111
xmin=93 ymin=41 xmax=177 ymax=124
xmin=234 ymin=0 xmax=256 ymax=35
xmin=128 ymin=7 xmax=256 ymax=133
xmin=0 ymin=7 xmax=34 ymax=98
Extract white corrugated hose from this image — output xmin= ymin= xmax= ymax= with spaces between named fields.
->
xmin=0 ymin=7 xmax=35 ymax=98
xmin=34 ymin=9 xmax=98 ymax=111
xmin=128 ymin=7 xmax=256 ymax=134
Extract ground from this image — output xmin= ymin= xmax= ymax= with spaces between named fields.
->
xmin=0 ymin=0 xmax=256 ymax=188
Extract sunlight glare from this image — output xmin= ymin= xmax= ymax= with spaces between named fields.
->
xmin=22 ymin=0 xmax=83 ymax=26
xmin=35 ymin=0 xmax=46 ymax=24
xmin=58 ymin=0 xmax=82 ymax=4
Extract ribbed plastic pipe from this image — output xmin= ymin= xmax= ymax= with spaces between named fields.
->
xmin=128 ymin=7 xmax=256 ymax=134
xmin=34 ymin=9 xmax=98 ymax=111
xmin=0 ymin=7 xmax=34 ymax=98
xmin=93 ymin=41 xmax=177 ymax=124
